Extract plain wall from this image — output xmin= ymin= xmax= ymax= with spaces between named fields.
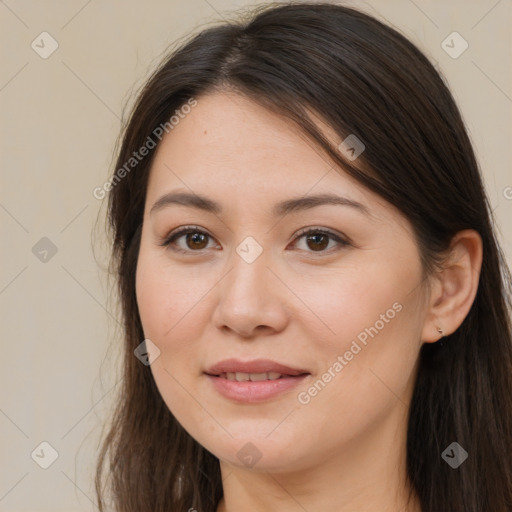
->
xmin=1 ymin=1 xmax=510 ymax=510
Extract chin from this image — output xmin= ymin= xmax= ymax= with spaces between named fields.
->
xmin=196 ymin=431 xmax=315 ymax=474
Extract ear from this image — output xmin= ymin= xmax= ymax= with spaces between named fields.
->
xmin=421 ymin=229 xmax=483 ymax=343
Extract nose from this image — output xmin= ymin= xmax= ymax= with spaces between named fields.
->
xmin=211 ymin=248 xmax=289 ymax=339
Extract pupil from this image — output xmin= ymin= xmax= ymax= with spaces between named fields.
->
xmin=307 ymin=234 xmax=328 ymax=251
xmin=184 ymin=232 xmax=329 ymax=251
xmin=187 ymin=233 xmax=207 ymax=249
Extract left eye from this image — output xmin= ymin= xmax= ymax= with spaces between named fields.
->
xmin=292 ymin=228 xmax=349 ymax=252
xmin=161 ymin=227 xmax=349 ymax=254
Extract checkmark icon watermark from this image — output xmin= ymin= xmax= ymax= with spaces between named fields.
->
xmin=134 ymin=339 xmax=161 ymax=366
xmin=30 ymin=441 xmax=59 ymax=469
xmin=236 ymin=442 xmax=263 ymax=468
xmin=441 ymin=32 xmax=469 ymax=59
xmin=236 ymin=236 xmax=263 ymax=263
xmin=338 ymin=134 xmax=365 ymax=161
xmin=441 ymin=441 xmax=468 ymax=468
xmin=32 ymin=237 xmax=58 ymax=263
xmin=31 ymin=31 xmax=59 ymax=59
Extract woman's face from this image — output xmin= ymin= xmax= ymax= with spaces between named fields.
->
xmin=136 ymin=90 xmax=429 ymax=472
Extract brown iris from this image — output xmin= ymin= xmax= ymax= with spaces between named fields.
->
xmin=306 ymin=233 xmax=329 ymax=251
xmin=186 ymin=232 xmax=209 ymax=250
xmin=180 ymin=230 xmax=332 ymax=252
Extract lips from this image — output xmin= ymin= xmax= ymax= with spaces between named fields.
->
xmin=204 ymin=358 xmax=310 ymax=403
xmin=205 ymin=358 xmax=309 ymax=377
xmin=219 ymin=371 xmax=284 ymax=381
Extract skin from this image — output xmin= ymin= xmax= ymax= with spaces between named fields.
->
xmin=135 ymin=90 xmax=482 ymax=512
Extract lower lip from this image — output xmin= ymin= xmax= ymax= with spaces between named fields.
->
xmin=206 ymin=374 xmax=309 ymax=403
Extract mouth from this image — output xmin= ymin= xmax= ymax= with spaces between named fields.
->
xmin=204 ymin=359 xmax=310 ymax=403
xmin=205 ymin=358 xmax=309 ymax=377
xmin=215 ymin=371 xmax=302 ymax=381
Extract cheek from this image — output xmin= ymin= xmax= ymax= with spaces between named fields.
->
xmin=135 ymin=250 xmax=209 ymax=422
xmin=296 ymin=254 xmax=424 ymax=401
xmin=135 ymin=253 xmax=203 ymax=403
xmin=311 ymin=278 xmax=422 ymax=410
xmin=136 ymin=246 xmax=209 ymax=341
xmin=295 ymin=256 xmax=417 ymax=354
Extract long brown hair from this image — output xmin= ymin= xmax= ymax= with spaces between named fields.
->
xmin=96 ymin=3 xmax=512 ymax=511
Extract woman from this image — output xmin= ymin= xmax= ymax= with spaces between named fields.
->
xmin=95 ymin=3 xmax=512 ymax=511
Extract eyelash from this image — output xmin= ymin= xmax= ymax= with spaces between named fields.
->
xmin=159 ymin=225 xmax=351 ymax=255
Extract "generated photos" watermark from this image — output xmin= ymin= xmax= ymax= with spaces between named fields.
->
xmin=298 ymin=301 xmax=403 ymax=404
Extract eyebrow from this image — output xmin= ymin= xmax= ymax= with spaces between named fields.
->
xmin=149 ymin=191 xmax=371 ymax=217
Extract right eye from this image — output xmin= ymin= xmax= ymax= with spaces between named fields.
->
xmin=160 ymin=226 xmax=219 ymax=254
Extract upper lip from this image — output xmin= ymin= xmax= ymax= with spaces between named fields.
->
xmin=205 ymin=358 xmax=309 ymax=376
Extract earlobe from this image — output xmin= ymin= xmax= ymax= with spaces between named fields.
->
xmin=421 ymin=229 xmax=483 ymax=344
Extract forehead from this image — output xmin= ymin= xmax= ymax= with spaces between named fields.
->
xmin=151 ymin=92 xmax=330 ymax=180
xmin=144 ymin=90 xmax=392 ymax=222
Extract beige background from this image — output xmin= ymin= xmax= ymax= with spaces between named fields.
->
xmin=1 ymin=1 xmax=510 ymax=510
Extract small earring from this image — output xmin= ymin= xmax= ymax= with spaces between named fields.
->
xmin=436 ymin=326 xmax=444 ymax=337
